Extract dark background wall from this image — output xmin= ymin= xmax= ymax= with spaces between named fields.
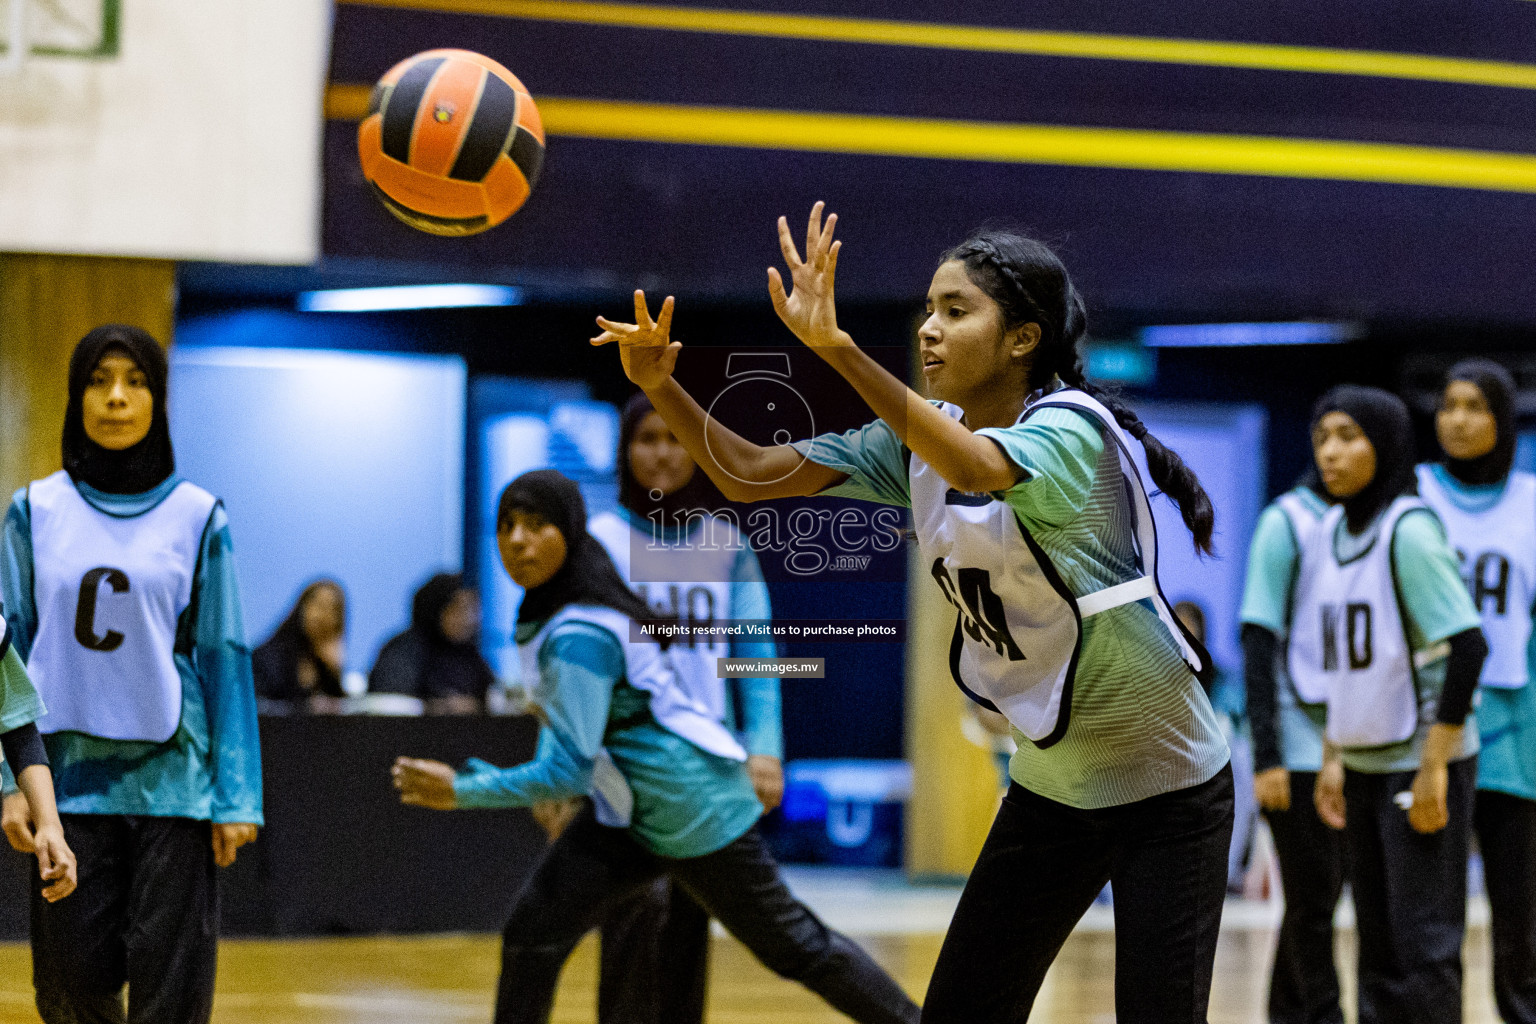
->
xmin=179 ymin=0 xmax=1536 ymax=760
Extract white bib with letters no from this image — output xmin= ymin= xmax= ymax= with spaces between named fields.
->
xmin=27 ymin=471 xmax=217 ymax=743
xmin=520 ymin=604 xmax=747 ymax=827
xmin=1288 ymin=497 xmax=1423 ymax=747
xmin=588 ymin=511 xmax=738 ymax=722
xmin=911 ymin=389 xmax=1204 ymax=744
xmin=1416 ymin=466 xmax=1536 ymax=689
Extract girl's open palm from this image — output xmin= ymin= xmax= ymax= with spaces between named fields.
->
xmin=768 ymin=202 xmax=851 ymax=349
xmin=591 ymin=291 xmax=681 ymax=390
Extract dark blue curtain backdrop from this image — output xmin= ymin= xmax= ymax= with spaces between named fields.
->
xmin=320 ymin=0 xmax=1536 ymax=323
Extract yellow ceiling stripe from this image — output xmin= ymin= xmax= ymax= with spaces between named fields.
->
xmin=329 ymin=85 xmax=1536 ymax=195
xmin=337 ymin=0 xmax=1536 ymax=91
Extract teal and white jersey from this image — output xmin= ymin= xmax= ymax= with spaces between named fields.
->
xmin=1239 ymin=487 xmax=1330 ymax=772
xmin=1413 ymin=464 xmax=1536 ymax=800
xmin=1316 ymin=503 xmax=1482 ymax=773
xmin=792 ymin=394 xmax=1228 ymax=810
xmin=0 ymin=475 xmax=263 ymax=824
xmin=456 ymin=617 xmax=762 ymax=858
xmin=588 ymin=506 xmax=783 ymax=759
xmin=0 ymin=645 xmax=45 ymax=735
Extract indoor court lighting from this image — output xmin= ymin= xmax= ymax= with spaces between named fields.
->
xmin=1139 ymin=321 xmax=1360 ymax=348
xmin=297 ymin=284 xmax=523 ymax=312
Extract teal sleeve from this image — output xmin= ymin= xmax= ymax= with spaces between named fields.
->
xmin=789 ymin=417 xmax=911 ymax=507
xmin=0 ymin=646 xmax=44 ymax=734
xmin=727 ymin=546 xmax=782 ymax=760
xmin=976 ymin=408 xmax=1105 ymax=529
xmin=195 ymin=507 xmax=264 ymax=825
xmin=1239 ymin=505 xmax=1300 ymax=633
xmin=1 ymin=492 xmax=39 ymax=795
xmin=0 ymin=490 xmax=38 ymax=660
xmin=453 ymin=623 xmax=620 ymax=809
xmin=1393 ymin=510 xmax=1483 ymax=648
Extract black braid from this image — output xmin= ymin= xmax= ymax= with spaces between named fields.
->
xmin=940 ymin=232 xmax=1216 ymax=555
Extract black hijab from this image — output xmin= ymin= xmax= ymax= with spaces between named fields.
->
xmin=1311 ymin=385 xmax=1416 ymax=535
xmin=1442 ymin=359 xmax=1517 ymax=487
xmin=404 ymin=573 xmax=494 ymax=700
xmin=617 ymin=392 xmax=719 ymax=520
xmin=499 ymin=470 xmax=656 ymax=626
xmin=63 ymin=325 xmax=175 ymax=495
xmin=252 ymin=581 xmax=347 ymax=701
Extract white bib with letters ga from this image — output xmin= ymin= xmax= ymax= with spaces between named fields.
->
xmin=1416 ymin=466 xmax=1536 ymax=689
xmin=588 ymin=511 xmax=738 ymax=723
xmin=27 ymin=471 xmax=217 ymax=743
xmin=1288 ymin=497 xmax=1423 ymax=747
xmin=520 ymin=604 xmax=747 ymax=827
xmin=911 ymin=389 xmax=1205 ymax=745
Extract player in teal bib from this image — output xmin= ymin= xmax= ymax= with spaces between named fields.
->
xmin=392 ymin=470 xmax=917 ymax=1024
xmin=1242 ymin=478 xmax=1346 ymax=1024
xmin=568 ymin=393 xmax=785 ymax=1024
xmin=1421 ymin=360 xmax=1536 ymax=1024
xmin=592 ymin=206 xmax=1232 ymax=1023
xmin=0 ymin=326 xmax=262 ymax=1024
xmin=1307 ymin=386 xmax=1486 ymax=1024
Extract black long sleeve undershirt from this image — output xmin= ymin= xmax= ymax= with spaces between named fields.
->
xmin=0 ymin=722 xmax=47 ymax=778
xmin=1243 ymin=624 xmax=1284 ymax=773
xmin=1434 ymin=627 xmax=1487 ymax=727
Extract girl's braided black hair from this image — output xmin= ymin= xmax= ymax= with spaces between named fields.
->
xmin=941 ymin=232 xmax=1215 ymax=555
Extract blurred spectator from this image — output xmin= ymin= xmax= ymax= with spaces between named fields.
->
xmin=369 ymin=573 xmax=494 ymax=714
xmin=253 ymin=580 xmax=348 ymax=714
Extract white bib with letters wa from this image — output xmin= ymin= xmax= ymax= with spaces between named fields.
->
xmin=1288 ymin=498 xmax=1422 ymax=748
xmin=520 ymin=604 xmax=747 ymax=827
xmin=27 ymin=472 xmax=217 ymax=743
xmin=588 ymin=511 xmax=738 ymax=723
xmin=912 ymin=390 xmax=1203 ymax=745
xmin=1417 ymin=466 xmax=1536 ymax=689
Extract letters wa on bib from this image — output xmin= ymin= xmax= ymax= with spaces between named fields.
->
xmin=918 ymin=389 xmax=1212 ymax=745
xmin=1417 ymin=465 xmax=1536 ymax=689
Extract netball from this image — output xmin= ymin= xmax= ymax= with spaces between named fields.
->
xmin=358 ymin=49 xmax=545 ymax=237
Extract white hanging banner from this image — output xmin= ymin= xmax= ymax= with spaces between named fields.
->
xmin=0 ymin=0 xmax=330 ymax=263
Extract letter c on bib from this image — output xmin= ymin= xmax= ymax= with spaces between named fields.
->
xmin=75 ymin=567 xmax=129 ymax=652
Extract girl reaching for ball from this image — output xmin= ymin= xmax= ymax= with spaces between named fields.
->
xmin=393 ymin=470 xmax=917 ymax=1024
xmin=592 ymin=204 xmax=1233 ymax=1023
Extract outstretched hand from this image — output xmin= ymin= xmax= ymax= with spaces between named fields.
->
xmin=392 ymin=757 xmax=459 ymax=810
xmin=591 ymin=291 xmax=681 ymax=391
xmin=767 ymin=202 xmax=851 ymax=350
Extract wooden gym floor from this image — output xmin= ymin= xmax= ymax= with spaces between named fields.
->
xmin=0 ymin=917 xmax=1502 ymax=1024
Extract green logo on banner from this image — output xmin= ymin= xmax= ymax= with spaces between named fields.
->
xmin=0 ymin=0 xmax=121 ymax=61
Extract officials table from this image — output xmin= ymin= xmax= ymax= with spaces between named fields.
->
xmin=0 ymin=714 xmax=546 ymax=939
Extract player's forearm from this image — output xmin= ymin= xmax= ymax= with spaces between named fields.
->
xmin=1241 ymin=624 xmax=1284 ymax=773
xmin=641 ymin=376 xmax=827 ymax=501
xmin=814 ymin=345 xmax=1018 ymax=494
xmin=13 ymin=765 xmax=61 ymax=830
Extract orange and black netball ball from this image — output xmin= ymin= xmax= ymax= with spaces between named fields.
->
xmin=359 ymin=49 xmax=545 ymax=237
